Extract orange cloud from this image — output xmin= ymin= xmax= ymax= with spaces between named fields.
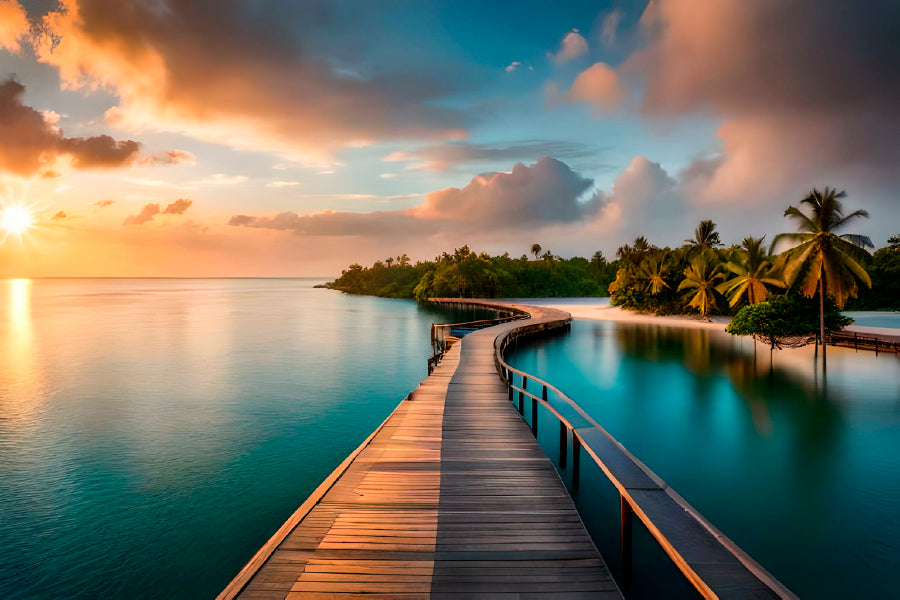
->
xmin=123 ymin=203 xmax=159 ymax=225
xmin=31 ymin=0 xmax=466 ymax=166
xmin=0 ymin=78 xmax=191 ymax=176
xmin=620 ymin=0 xmax=900 ymax=204
xmin=566 ymin=62 xmax=623 ymax=112
xmin=162 ymin=199 xmax=192 ymax=215
xmin=0 ymin=0 xmax=28 ymax=53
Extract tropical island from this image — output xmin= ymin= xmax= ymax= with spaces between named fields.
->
xmin=327 ymin=189 xmax=899 ymax=346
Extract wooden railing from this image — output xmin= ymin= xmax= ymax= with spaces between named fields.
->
xmin=490 ymin=310 xmax=798 ymax=600
xmin=828 ymin=330 xmax=899 ymax=354
xmin=428 ymin=301 xmax=529 ymax=372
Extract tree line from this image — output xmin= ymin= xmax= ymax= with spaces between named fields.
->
xmin=326 ymin=188 xmax=897 ymax=351
xmin=325 ymin=245 xmax=617 ymax=300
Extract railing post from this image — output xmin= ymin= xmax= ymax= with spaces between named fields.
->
xmin=558 ymin=422 xmax=567 ymax=468
xmin=531 ymin=397 xmax=538 ymax=437
xmin=572 ymin=434 xmax=581 ymax=491
xmin=523 ymin=376 xmax=527 ymax=391
xmin=621 ymin=494 xmax=633 ymax=583
xmin=508 ymin=379 xmax=514 ymax=402
xmin=542 ymin=385 xmax=547 ymax=401
xmin=518 ymin=389 xmax=524 ymax=415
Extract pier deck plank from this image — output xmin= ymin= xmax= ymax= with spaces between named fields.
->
xmin=226 ymin=308 xmax=620 ymax=599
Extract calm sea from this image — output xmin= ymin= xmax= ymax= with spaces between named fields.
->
xmin=0 ymin=278 xmax=479 ymax=599
xmin=509 ymin=320 xmax=900 ymax=599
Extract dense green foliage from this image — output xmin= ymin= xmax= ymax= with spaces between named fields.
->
xmin=326 ymin=246 xmax=618 ymax=300
xmin=848 ymin=236 xmax=900 ymax=310
xmin=726 ymin=295 xmax=853 ymax=349
xmin=326 ymin=193 xmax=894 ymax=328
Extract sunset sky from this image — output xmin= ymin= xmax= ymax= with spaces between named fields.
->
xmin=1 ymin=0 xmax=897 ymax=277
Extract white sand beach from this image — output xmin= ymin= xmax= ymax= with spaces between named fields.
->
xmin=537 ymin=301 xmax=900 ymax=336
xmin=541 ymin=302 xmax=730 ymax=330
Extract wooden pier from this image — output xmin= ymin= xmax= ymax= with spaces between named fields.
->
xmin=829 ymin=327 xmax=900 ymax=354
xmin=219 ymin=304 xmax=621 ymax=599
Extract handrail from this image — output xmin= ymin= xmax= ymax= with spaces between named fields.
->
xmin=487 ymin=303 xmax=798 ymax=600
xmin=428 ymin=301 xmax=529 ymax=369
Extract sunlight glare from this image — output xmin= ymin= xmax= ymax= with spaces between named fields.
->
xmin=1 ymin=205 xmax=34 ymax=235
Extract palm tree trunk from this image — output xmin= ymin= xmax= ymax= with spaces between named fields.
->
xmin=819 ymin=277 xmax=826 ymax=369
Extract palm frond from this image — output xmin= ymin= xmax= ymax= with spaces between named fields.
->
xmin=839 ymin=233 xmax=874 ymax=249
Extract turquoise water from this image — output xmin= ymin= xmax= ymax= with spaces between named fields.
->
xmin=0 ymin=279 xmax=477 ymax=599
xmin=843 ymin=310 xmax=900 ymax=329
xmin=508 ymin=320 xmax=900 ymax=599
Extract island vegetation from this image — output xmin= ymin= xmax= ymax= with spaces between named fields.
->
xmin=326 ymin=188 xmax=897 ymax=347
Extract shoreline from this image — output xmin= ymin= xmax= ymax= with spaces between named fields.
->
xmin=536 ymin=302 xmax=900 ymax=336
xmin=540 ymin=302 xmax=730 ymax=331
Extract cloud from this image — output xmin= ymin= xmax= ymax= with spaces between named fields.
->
xmin=505 ymin=61 xmax=522 ymax=73
xmin=93 ymin=199 xmax=114 ymax=208
xmin=162 ymin=199 xmax=192 ymax=215
xmin=378 ymin=173 xmax=396 ymax=179
xmin=266 ymin=180 xmax=301 ymax=188
xmin=383 ymin=140 xmax=596 ymax=171
xmin=123 ymin=198 xmax=191 ymax=224
xmin=618 ymin=0 xmax=900 ymax=204
xmin=230 ymin=157 xmax=603 ymax=239
xmin=51 ymin=210 xmax=67 ymax=221
xmin=0 ymin=78 xmax=190 ymax=176
xmin=58 ymin=135 xmax=141 ymax=169
xmin=123 ymin=203 xmax=160 ymax=225
xmin=600 ymin=10 xmax=622 ymax=47
xmin=0 ymin=0 xmax=28 ymax=53
xmin=192 ymin=174 xmax=248 ymax=186
xmin=563 ymin=62 xmax=624 ymax=112
xmin=29 ymin=0 xmax=467 ymax=165
xmin=228 ymin=210 xmax=433 ymax=237
xmin=414 ymin=157 xmax=600 ymax=226
xmin=123 ymin=177 xmax=197 ymax=190
xmin=146 ymin=150 xmax=197 ymax=166
xmin=548 ymin=30 xmax=588 ymax=63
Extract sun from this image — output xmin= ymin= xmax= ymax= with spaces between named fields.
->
xmin=1 ymin=206 xmax=35 ymax=235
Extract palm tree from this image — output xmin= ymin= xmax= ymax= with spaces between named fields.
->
xmin=638 ymin=252 xmax=669 ymax=295
xmin=717 ymin=236 xmax=785 ymax=307
xmin=773 ymin=187 xmax=872 ymax=365
xmin=617 ymin=236 xmax=651 ymax=265
xmin=678 ymin=251 xmax=724 ymax=318
xmin=685 ymin=219 xmax=722 ymax=250
xmin=531 ymin=243 xmax=542 ymax=259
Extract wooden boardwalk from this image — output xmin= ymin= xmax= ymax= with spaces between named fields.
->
xmin=221 ymin=308 xmax=621 ymax=599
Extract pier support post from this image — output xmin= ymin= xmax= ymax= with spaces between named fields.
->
xmin=573 ymin=434 xmax=581 ymax=491
xmin=559 ymin=422 xmax=567 ymax=468
xmin=621 ymin=495 xmax=633 ymax=583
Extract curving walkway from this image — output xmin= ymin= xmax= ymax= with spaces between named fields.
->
xmin=220 ymin=305 xmax=621 ymax=599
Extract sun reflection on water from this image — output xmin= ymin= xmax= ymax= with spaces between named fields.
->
xmin=1 ymin=278 xmax=45 ymax=423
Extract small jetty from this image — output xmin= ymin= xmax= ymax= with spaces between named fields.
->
xmin=830 ymin=327 xmax=900 ymax=354
xmin=219 ymin=300 xmax=796 ymax=599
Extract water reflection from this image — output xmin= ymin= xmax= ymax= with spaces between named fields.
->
xmin=509 ymin=320 xmax=900 ymax=598
xmin=1 ymin=279 xmax=46 ymax=425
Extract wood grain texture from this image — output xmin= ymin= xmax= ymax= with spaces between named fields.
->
xmin=225 ymin=306 xmax=621 ymax=599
